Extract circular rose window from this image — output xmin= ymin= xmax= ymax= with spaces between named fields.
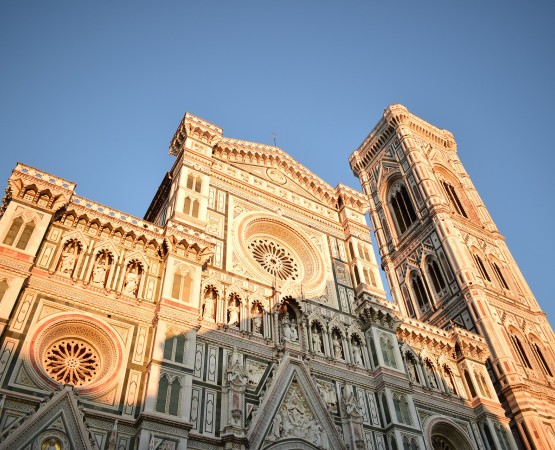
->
xmin=233 ymin=212 xmax=327 ymax=297
xmin=248 ymin=238 xmax=299 ymax=280
xmin=44 ymin=339 xmax=100 ymax=386
xmin=29 ymin=314 xmax=122 ymax=392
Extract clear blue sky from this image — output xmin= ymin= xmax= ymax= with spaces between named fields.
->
xmin=1 ymin=1 xmax=553 ymax=326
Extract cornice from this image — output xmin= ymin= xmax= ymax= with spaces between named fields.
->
xmin=213 ymin=137 xmax=336 ymax=206
xmin=209 ymin=173 xmax=348 ymax=239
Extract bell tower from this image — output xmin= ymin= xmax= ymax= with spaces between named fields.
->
xmin=350 ymin=104 xmax=555 ymax=449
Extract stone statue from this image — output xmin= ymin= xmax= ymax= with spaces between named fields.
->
xmin=312 ymin=330 xmax=322 ymax=354
xmin=60 ymin=247 xmax=76 ymax=274
xmin=252 ymin=307 xmax=263 ymax=334
xmin=282 ymin=316 xmax=292 ymax=341
xmin=290 ymin=319 xmax=298 ymax=342
xmin=271 ymin=412 xmax=283 ymax=439
xmin=352 ymin=342 xmax=363 ymax=366
xmin=203 ymin=295 xmax=215 ymax=319
xmin=123 ymin=268 xmax=138 ymax=295
xmin=91 ymin=260 xmax=107 ymax=286
xmin=333 ymin=335 xmax=343 ymax=359
xmin=228 ymin=302 xmax=239 ymax=326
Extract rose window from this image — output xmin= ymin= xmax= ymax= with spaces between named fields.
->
xmin=248 ymin=239 xmax=299 ymax=280
xmin=44 ymin=339 xmax=100 ymax=386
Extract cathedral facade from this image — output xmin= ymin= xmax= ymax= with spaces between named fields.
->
xmin=0 ymin=105 xmax=552 ymax=450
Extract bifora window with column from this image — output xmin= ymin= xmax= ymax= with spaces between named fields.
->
xmin=388 ymin=180 xmax=418 ymax=235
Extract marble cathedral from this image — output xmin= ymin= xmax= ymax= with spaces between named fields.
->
xmin=0 ymin=105 xmax=553 ymax=450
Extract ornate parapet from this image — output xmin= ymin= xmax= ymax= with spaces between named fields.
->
xmin=8 ymin=163 xmax=76 ymax=212
xmin=354 ymin=292 xmax=399 ymax=331
xmin=169 ymin=112 xmax=223 ymax=156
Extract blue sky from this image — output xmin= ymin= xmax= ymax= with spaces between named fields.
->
xmin=1 ymin=1 xmax=554 ymax=326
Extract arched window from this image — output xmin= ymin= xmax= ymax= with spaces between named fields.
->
xmin=464 ymin=371 xmax=477 ymax=398
xmin=443 ymin=365 xmax=458 ymax=395
xmin=353 ymin=266 xmax=361 ymax=285
xmin=393 ymin=393 xmax=412 ymax=425
xmin=402 ymin=286 xmax=416 ymax=318
xmin=491 ymin=262 xmax=509 ymax=290
xmin=0 ymin=279 xmax=8 ymax=302
xmin=441 ymin=180 xmax=468 ymax=218
xmin=3 ymin=216 xmax=36 ymax=250
xmin=156 ymin=375 xmax=181 ymax=416
xmin=475 ymin=370 xmax=490 ymax=398
xmin=172 ymin=269 xmax=193 ymax=302
xmin=186 ymin=173 xmax=202 ymax=193
xmin=156 ymin=375 xmax=169 ymax=412
xmin=531 ymin=342 xmax=553 ymax=377
xmin=184 ymin=196 xmax=191 ymax=214
xmin=389 ymin=183 xmax=418 ymax=234
xmin=473 ymin=254 xmax=491 ymax=282
xmin=191 ymin=199 xmax=200 ymax=217
xmin=510 ymin=334 xmax=532 ymax=369
xmin=168 ymin=378 xmax=181 ymax=415
xmin=427 ymin=259 xmax=446 ymax=293
xmin=411 ymin=273 xmax=432 ymax=313
xmin=163 ymin=333 xmax=187 ymax=363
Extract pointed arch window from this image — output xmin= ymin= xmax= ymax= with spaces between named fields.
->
xmin=389 ymin=183 xmax=418 ymax=235
xmin=156 ymin=375 xmax=181 ymax=416
xmin=491 ymin=262 xmax=509 ymax=290
xmin=473 ymin=254 xmax=491 ymax=282
xmin=411 ymin=273 xmax=432 ymax=313
xmin=380 ymin=335 xmax=397 ymax=368
xmin=3 ymin=216 xmax=36 ymax=250
xmin=427 ymin=259 xmax=446 ymax=293
xmin=393 ymin=393 xmax=412 ymax=425
xmin=510 ymin=334 xmax=532 ymax=369
xmin=163 ymin=333 xmax=187 ymax=363
xmin=186 ymin=173 xmax=202 ymax=193
xmin=0 ymin=279 xmax=8 ymax=302
xmin=172 ymin=269 xmax=193 ymax=302
xmin=441 ymin=181 xmax=468 ymax=218
xmin=464 ymin=371 xmax=477 ymax=398
xmin=531 ymin=342 xmax=553 ymax=377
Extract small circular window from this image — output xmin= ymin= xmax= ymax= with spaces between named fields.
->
xmin=248 ymin=238 xmax=299 ymax=281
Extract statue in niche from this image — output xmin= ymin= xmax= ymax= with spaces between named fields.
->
xmin=425 ymin=361 xmax=438 ymax=389
xmin=317 ymin=381 xmax=337 ymax=411
xmin=333 ymin=334 xmax=343 ymax=359
xmin=59 ymin=241 xmax=79 ymax=275
xmin=280 ymin=302 xmax=298 ymax=342
xmin=290 ymin=319 xmax=298 ymax=341
xmin=312 ymin=326 xmax=323 ymax=354
xmin=203 ymin=287 xmax=216 ymax=320
xmin=251 ymin=304 xmax=263 ymax=334
xmin=406 ymin=356 xmax=419 ymax=383
xmin=227 ymin=297 xmax=240 ymax=326
xmin=91 ymin=251 xmax=110 ymax=286
xmin=352 ymin=340 xmax=364 ymax=366
xmin=123 ymin=264 xmax=139 ymax=296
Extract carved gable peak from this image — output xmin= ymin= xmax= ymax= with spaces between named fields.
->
xmin=248 ymin=357 xmax=343 ymax=449
xmin=0 ymin=386 xmax=95 ymax=450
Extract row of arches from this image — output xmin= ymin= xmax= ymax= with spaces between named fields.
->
xmin=402 ymin=349 xmax=492 ymax=400
xmin=58 ymin=211 xmax=163 ymax=256
xmin=508 ymin=327 xmax=554 ymax=377
xmin=52 ymin=238 xmax=150 ymax=298
xmin=472 ymin=251 xmax=511 ymax=291
xmin=401 ymin=256 xmax=451 ymax=318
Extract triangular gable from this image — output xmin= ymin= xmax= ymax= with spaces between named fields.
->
xmin=0 ymin=386 xmax=94 ymax=450
xmin=229 ymin=161 xmax=330 ymax=203
xmin=247 ymin=357 xmax=344 ymax=449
